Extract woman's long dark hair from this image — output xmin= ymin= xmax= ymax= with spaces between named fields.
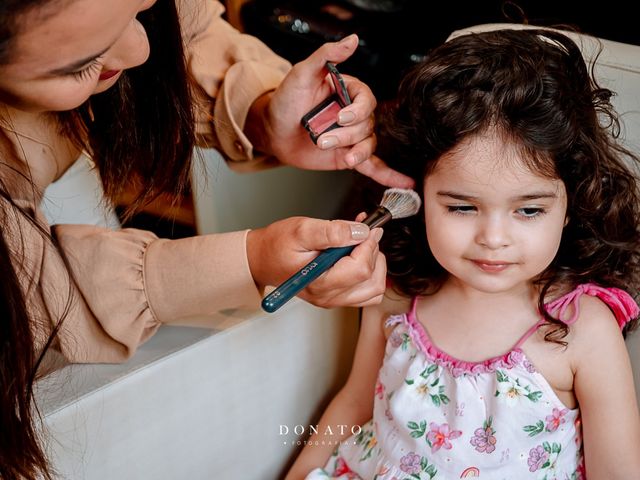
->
xmin=0 ymin=1 xmax=195 ymax=478
xmin=376 ymin=28 xmax=640 ymax=341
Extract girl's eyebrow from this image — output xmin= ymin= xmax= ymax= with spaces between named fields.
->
xmin=437 ymin=191 xmax=558 ymax=201
xmin=48 ymin=46 xmax=111 ymax=75
xmin=514 ymin=192 xmax=558 ymax=201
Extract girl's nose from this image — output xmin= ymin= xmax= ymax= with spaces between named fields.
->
xmin=475 ymin=215 xmax=511 ymax=250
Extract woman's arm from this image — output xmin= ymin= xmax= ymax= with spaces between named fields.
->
xmin=285 ymin=300 xmax=389 ymax=479
xmin=177 ymin=0 xmax=291 ymax=166
xmin=178 ymin=0 xmax=412 ymax=187
xmin=45 ymin=217 xmax=385 ymax=362
xmin=572 ymin=296 xmax=640 ymax=479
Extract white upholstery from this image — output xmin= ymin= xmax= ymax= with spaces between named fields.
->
xmin=42 ymin=153 xmax=120 ymax=229
xmin=190 ymin=147 xmax=355 ymax=233
xmin=42 ymin=301 xmax=359 ymax=479
xmin=449 ymin=24 xmax=640 ymax=405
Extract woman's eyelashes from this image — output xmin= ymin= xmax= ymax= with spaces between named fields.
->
xmin=68 ymin=57 xmax=105 ymax=82
xmin=445 ymin=205 xmax=547 ymax=220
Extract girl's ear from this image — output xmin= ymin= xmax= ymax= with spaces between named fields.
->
xmin=564 ymin=216 xmax=570 ymax=227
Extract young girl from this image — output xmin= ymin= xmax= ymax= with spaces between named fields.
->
xmin=286 ymin=28 xmax=640 ymax=479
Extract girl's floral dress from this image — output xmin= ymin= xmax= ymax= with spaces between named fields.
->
xmin=305 ymin=284 xmax=638 ymax=480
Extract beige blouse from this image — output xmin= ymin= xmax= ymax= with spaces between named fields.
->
xmin=9 ymin=0 xmax=291 ymax=363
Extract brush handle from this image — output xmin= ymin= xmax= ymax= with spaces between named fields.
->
xmin=261 ymin=207 xmax=392 ymax=313
xmin=261 ymin=246 xmax=355 ymax=313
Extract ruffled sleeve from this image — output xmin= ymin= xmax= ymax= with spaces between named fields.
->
xmin=48 ymin=224 xmax=262 ymax=362
xmin=50 ymin=225 xmax=159 ymax=361
xmin=178 ymin=0 xmax=291 ymax=168
xmin=5 ymin=201 xmax=137 ymax=362
xmin=9 ymin=189 xmax=262 ymax=363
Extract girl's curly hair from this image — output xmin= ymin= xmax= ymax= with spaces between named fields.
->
xmin=375 ymin=28 xmax=640 ymax=341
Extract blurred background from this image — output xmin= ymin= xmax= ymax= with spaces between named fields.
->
xmin=236 ymin=0 xmax=638 ymax=102
xmin=119 ymin=0 xmax=638 ymax=237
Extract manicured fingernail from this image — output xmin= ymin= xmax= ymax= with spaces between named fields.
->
xmin=373 ymin=228 xmax=384 ymax=242
xmin=339 ymin=34 xmax=357 ymax=46
xmin=338 ymin=111 xmax=355 ymax=125
xmin=345 ymin=152 xmax=362 ymax=167
xmin=319 ymin=136 xmax=338 ymax=149
xmin=350 ymin=223 xmax=369 ymax=240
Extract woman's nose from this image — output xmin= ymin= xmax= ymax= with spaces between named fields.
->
xmin=102 ymin=18 xmax=150 ymax=72
xmin=475 ymin=215 xmax=511 ymax=250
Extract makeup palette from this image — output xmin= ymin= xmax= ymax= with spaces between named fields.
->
xmin=301 ymin=62 xmax=352 ymax=143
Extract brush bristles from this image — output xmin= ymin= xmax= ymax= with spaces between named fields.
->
xmin=379 ymin=188 xmax=422 ymax=219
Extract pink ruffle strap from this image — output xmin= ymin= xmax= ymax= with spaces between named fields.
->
xmin=545 ymin=283 xmax=639 ymax=329
xmin=402 ymin=309 xmax=527 ymax=377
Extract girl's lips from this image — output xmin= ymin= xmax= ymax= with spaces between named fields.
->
xmin=99 ymin=70 xmax=121 ymax=81
xmin=471 ymin=260 xmax=512 ymax=273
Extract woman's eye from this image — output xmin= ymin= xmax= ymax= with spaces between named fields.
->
xmin=447 ymin=205 xmax=476 ymax=215
xmin=517 ymin=207 xmax=545 ymax=218
xmin=68 ymin=57 xmax=104 ymax=82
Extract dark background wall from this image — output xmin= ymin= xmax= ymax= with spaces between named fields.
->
xmin=127 ymin=1 xmax=637 ymax=237
xmin=239 ymin=0 xmax=638 ymax=101
xmin=234 ymin=0 xmax=639 ymax=221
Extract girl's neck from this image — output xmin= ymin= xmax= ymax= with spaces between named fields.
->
xmin=416 ymin=278 xmax=543 ymax=360
xmin=437 ymin=277 xmax=539 ymax=318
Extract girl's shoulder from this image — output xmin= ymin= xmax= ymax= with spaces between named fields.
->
xmin=382 ymin=288 xmax=413 ymax=311
xmin=362 ymin=288 xmax=411 ymax=316
xmin=565 ymin=294 xmax=619 ymax=344
xmin=364 ymin=289 xmax=412 ymax=339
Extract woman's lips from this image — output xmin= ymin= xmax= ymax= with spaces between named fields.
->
xmin=471 ymin=259 xmax=513 ymax=273
xmin=99 ymin=69 xmax=121 ymax=81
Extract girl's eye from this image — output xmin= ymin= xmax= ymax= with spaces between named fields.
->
xmin=68 ymin=57 xmax=104 ymax=82
xmin=516 ymin=207 xmax=546 ymax=219
xmin=447 ymin=205 xmax=476 ymax=215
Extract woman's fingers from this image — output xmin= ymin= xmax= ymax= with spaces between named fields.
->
xmin=300 ymin=228 xmax=386 ymax=307
xmin=248 ymin=217 xmax=387 ymax=308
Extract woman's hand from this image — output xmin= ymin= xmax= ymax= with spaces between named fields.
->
xmin=246 ymin=34 xmax=413 ymax=189
xmin=246 ymin=216 xmax=386 ymax=308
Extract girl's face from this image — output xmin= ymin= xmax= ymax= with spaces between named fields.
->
xmin=0 ymin=0 xmax=157 ymax=112
xmin=424 ymin=132 xmax=567 ymax=295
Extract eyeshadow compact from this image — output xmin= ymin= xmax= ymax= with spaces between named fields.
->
xmin=301 ymin=62 xmax=352 ymax=144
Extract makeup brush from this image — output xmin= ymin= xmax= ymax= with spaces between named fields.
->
xmin=261 ymin=188 xmax=422 ymax=313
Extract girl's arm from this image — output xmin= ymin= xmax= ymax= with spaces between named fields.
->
xmin=572 ymin=297 xmax=640 ymax=479
xmin=285 ymin=299 xmax=390 ymax=479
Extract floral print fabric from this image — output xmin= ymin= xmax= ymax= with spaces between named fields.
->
xmin=305 ymin=285 xmax=637 ymax=480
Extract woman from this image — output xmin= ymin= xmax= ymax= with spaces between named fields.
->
xmin=0 ymin=0 xmax=411 ymax=477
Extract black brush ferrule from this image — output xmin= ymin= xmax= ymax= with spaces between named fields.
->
xmin=363 ymin=206 xmax=392 ymax=228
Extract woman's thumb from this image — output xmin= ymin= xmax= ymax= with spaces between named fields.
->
xmin=306 ymin=34 xmax=359 ymax=72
